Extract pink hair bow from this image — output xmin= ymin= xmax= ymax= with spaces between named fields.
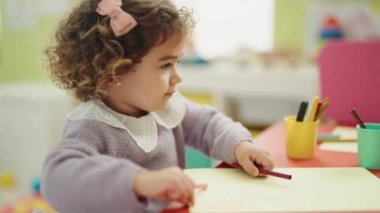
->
xmin=96 ymin=0 xmax=137 ymax=36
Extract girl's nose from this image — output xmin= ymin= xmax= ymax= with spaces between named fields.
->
xmin=170 ymin=69 xmax=182 ymax=85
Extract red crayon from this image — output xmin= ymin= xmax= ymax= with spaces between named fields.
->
xmin=230 ymin=163 xmax=292 ymax=180
xmin=258 ymin=167 xmax=292 ymax=180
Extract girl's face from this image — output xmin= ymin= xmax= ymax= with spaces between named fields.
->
xmin=103 ymin=35 xmax=185 ymax=117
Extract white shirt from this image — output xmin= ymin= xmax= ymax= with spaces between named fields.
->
xmin=67 ymin=92 xmax=186 ymax=152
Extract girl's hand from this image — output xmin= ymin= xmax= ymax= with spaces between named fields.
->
xmin=234 ymin=141 xmax=274 ymax=177
xmin=132 ymin=166 xmax=207 ymax=205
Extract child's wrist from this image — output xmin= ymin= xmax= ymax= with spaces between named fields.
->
xmin=132 ymin=171 xmax=146 ymax=198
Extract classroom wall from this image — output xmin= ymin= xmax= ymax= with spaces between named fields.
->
xmin=274 ymin=0 xmax=380 ymax=55
xmin=0 ymin=0 xmax=79 ymax=82
xmin=2 ymin=0 xmax=379 ymax=82
xmin=273 ymin=0 xmax=307 ymax=53
xmin=0 ymin=20 xmax=51 ymax=82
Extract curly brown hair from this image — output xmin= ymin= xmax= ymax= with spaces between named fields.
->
xmin=45 ymin=0 xmax=195 ymax=101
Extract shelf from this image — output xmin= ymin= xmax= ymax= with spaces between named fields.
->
xmin=178 ymin=64 xmax=319 ymax=126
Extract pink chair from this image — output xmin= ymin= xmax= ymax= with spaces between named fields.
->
xmin=318 ymin=40 xmax=380 ymax=126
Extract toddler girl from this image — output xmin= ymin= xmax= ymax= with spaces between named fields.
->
xmin=42 ymin=0 xmax=274 ymax=212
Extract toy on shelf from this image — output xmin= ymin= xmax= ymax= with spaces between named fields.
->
xmin=31 ymin=178 xmax=41 ymax=196
xmin=0 ymin=178 xmax=57 ymax=213
xmin=0 ymin=195 xmax=56 ymax=213
xmin=0 ymin=172 xmax=16 ymax=188
xmin=314 ymin=14 xmax=344 ymax=58
xmin=319 ymin=14 xmax=344 ymax=42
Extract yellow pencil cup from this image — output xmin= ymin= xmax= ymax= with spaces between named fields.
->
xmin=284 ymin=115 xmax=319 ymax=159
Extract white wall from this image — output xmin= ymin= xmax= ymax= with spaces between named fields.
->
xmin=174 ymin=0 xmax=275 ymax=59
xmin=0 ymin=83 xmax=74 ymax=191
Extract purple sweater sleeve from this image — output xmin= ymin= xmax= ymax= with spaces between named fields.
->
xmin=42 ymin=122 xmax=147 ymax=213
xmin=181 ymin=99 xmax=253 ymax=164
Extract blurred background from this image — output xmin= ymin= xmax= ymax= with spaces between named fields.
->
xmin=1 ymin=0 xmax=380 ymax=210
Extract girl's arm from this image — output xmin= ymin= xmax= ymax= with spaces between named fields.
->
xmin=42 ymin=119 xmax=201 ymax=212
xmin=42 ymin=139 xmax=148 ymax=213
xmin=42 ymin=120 xmax=149 ymax=213
xmin=180 ymin=99 xmax=253 ymax=164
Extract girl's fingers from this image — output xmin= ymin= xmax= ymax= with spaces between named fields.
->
xmin=174 ymin=176 xmax=195 ymax=204
xmin=176 ymin=181 xmax=189 ymax=204
xmin=259 ymin=155 xmax=275 ymax=170
xmin=194 ymin=183 xmax=208 ymax=190
xmin=264 ymin=149 xmax=271 ymax=156
xmin=162 ymin=169 xmax=208 ymax=205
xmin=181 ymin=177 xmax=195 ymax=205
xmin=167 ymin=189 xmax=182 ymax=201
xmin=241 ymin=158 xmax=259 ymax=176
xmin=187 ymin=183 xmax=208 ymax=205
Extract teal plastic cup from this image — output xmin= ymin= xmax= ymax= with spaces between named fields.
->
xmin=357 ymin=123 xmax=380 ymax=170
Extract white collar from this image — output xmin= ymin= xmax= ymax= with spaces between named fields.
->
xmin=67 ymin=92 xmax=186 ymax=152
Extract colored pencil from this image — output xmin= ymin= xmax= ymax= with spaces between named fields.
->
xmin=258 ymin=167 xmax=292 ymax=180
xmin=350 ymin=108 xmax=366 ymax=129
xmin=307 ymin=96 xmax=320 ymax=122
xmin=296 ymin=101 xmax=308 ymax=122
xmin=315 ymin=98 xmax=330 ymax=121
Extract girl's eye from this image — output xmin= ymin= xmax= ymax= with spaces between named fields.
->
xmin=160 ymin=63 xmax=173 ymax=70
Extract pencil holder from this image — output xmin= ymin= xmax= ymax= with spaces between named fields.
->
xmin=357 ymin=123 xmax=380 ymax=170
xmin=284 ymin=115 xmax=319 ymax=159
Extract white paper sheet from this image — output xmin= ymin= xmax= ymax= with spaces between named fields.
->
xmin=185 ymin=168 xmax=380 ymax=212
